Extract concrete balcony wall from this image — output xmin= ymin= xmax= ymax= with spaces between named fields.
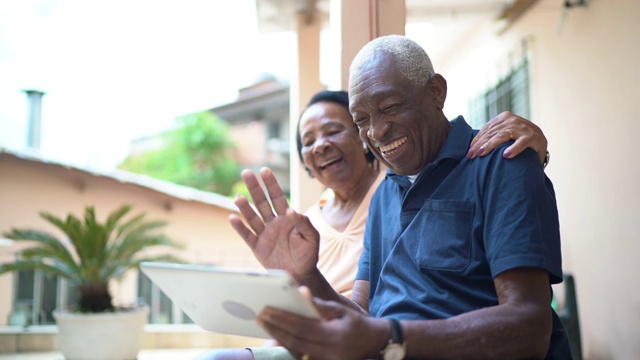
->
xmin=0 ymin=325 xmax=265 ymax=354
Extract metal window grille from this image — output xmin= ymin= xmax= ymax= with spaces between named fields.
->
xmin=469 ymin=42 xmax=531 ymax=127
xmin=138 ymin=272 xmax=194 ymax=324
xmin=10 ymin=270 xmax=75 ymax=325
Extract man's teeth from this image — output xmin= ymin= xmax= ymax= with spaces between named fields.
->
xmin=380 ymin=137 xmax=407 ymax=153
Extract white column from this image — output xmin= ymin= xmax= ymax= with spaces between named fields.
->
xmin=290 ymin=0 xmax=406 ymax=210
xmin=290 ymin=11 xmax=326 ymax=211
xmin=331 ymin=0 xmax=406 ymax=90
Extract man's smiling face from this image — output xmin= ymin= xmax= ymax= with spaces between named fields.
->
xmin=349 ymin=53 xmax=445 ymax=176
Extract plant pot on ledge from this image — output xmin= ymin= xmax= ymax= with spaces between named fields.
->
xmin=54 ymin=304 xmax=149 ymax=360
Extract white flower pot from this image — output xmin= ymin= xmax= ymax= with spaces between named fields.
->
xmin=53 ymin=304 xmax=149 ymax=360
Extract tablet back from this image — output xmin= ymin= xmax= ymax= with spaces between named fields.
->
xmin=140 ymin=262 xmax=319 ymax=338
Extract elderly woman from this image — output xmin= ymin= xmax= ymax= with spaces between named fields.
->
xmin=295 ymin=90 xmax=384 ymax=298
xmin=196 ymin=90 xmax=548 ymax=360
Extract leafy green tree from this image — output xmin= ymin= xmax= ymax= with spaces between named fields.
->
xmin=119 ymin=111 xmax=240 ymax=195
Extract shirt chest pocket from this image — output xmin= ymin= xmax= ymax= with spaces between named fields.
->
xmin=407 ymin=200 xmax=474 ymax=272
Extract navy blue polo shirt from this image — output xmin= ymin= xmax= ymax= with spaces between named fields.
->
xmin=356 ymin=116 xmax=571 ymax=358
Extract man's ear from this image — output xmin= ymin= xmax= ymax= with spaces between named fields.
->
xmin=428 ymin=74 xmax=447 ymax=110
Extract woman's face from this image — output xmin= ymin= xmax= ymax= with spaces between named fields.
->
xmin=298 ymin=101 xmax=370 ymax=191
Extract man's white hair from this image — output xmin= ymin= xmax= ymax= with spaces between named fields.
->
xmin=349 ymin=35 xmax=434 ymax=88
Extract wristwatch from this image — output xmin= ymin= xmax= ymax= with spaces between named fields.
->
xmin=381 ymin=318 xmax=406 ymax=360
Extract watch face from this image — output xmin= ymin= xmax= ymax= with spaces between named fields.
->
xmin=383 ymin=343 xmax=406 ymax=360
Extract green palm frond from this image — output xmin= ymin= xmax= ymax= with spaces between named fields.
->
xmin=3 ymin=229 xmax=77 ymax=266
xmin=103 ymin=234 xmax=183 ymax=279
xmin=1 ymin=204 xmax=184 ymax=313
xmin=40 ymin=212 xmax=87 ymax=263
xmin=112 ymin=222 xmax=171 ymax=255
xmin=18 ymin=248 xmax=81 ymax=276
xmin=104 ymin=204 xmax=132 ymax=232
xmin=112 ymin=207 xmax=144 ymax=239
xmin=83 ymin=207 xmax=104 ymax=263
xmin=111 ymin=255 xmax=186 ymax=278
xmin=0 ymin=260 xmax=77 ymax=280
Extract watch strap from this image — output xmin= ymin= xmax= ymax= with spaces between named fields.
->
xmin=543 ymin=150 xmax=550 ymax=169
xmin=388 ymin=318 xmax=404 ymax=344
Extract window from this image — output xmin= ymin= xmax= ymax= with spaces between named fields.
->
xmin=10 ymin=269 xmax=195 ymax=326
xmin=266 ymin=121 xmax=281 ymax=140
xmin=468 ymin=42 xmax=531 ymax=128
xmin=138 ymin=272 xmax=193 ymax=324
xmin=10 ymin=270 xmax=76 ymax=325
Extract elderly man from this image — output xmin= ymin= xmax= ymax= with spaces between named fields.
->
xmin=228 ymin=35 xmax=570 ymax=360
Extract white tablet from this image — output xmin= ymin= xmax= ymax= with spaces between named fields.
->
xmin=139 ymin=262 xmax=320 ymax=338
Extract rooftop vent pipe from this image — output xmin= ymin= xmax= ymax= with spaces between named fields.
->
xmin=24 ymin=89 xmax=45 ymax=150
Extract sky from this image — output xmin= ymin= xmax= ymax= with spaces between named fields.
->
xmin=0 ymin=0 xmax=295 ymax=168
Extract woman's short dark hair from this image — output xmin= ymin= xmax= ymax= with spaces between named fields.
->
xmin=295 ymin=90 xmax=376 ymax=168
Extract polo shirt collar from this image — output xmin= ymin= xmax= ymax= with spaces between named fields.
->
xmin=436 ymin=115 xmax=473 ymax=163
xmin=385 ymin=115 xmax=472 ymax=182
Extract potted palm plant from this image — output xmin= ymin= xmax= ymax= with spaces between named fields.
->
xmin=0 ymin=204 xmax=184 ymax=360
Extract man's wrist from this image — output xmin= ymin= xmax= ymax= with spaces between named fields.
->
xmin=381 ymin=318 xmax=406 ymax=360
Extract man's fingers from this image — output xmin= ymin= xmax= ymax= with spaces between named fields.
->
xmin=258 ymin=308 xmax=320 ymax=352
xmin=312 ymin=296 xmax=347 ymax=321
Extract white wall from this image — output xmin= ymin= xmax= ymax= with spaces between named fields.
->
xmin=434 ymin=0 xmax=640 ymax=358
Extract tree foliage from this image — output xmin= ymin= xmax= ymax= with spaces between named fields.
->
xmin=119 ymin=111 xmax=240 ymax=195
